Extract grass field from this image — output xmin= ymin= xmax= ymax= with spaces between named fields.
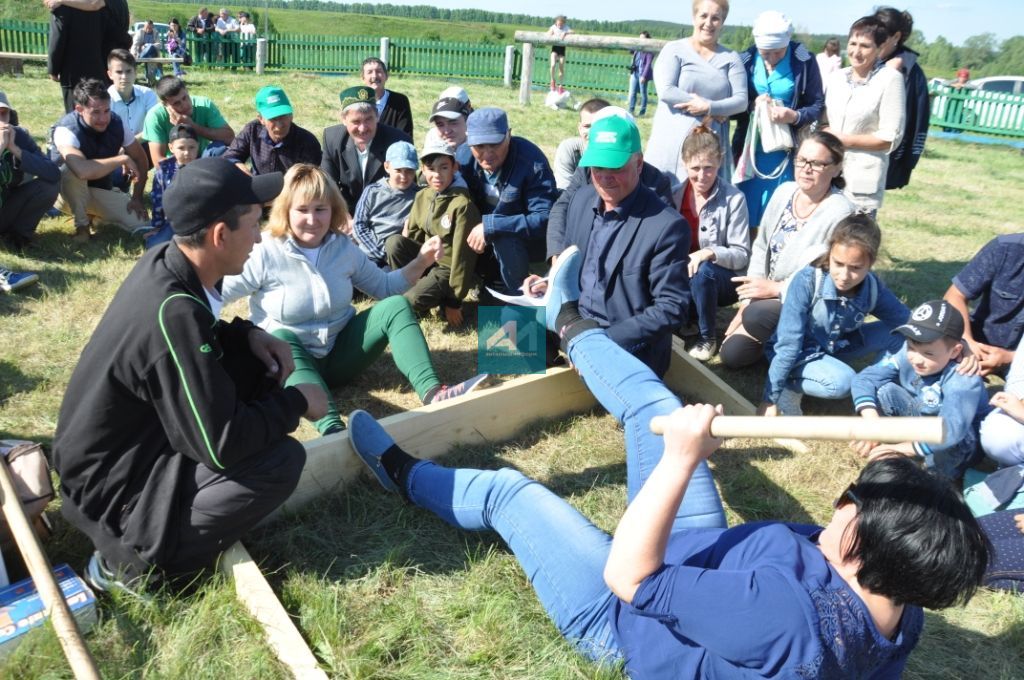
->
xmin=0 ymin=65 xmax=1022 ymax=678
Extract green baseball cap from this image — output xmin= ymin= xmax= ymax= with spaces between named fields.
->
xmin=579 ymin=116 xmax=641 ymax=169
xmin=339 ymin=85 xmax=376 ymax=112
xmin=255 ymin=85 xmax=293 ymax=119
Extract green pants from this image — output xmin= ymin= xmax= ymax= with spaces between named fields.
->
xmin=272 ymin=296 xmax=441 ymax=434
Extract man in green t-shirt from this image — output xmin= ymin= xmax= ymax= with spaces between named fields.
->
xmin=144 ymin=76 xmax=235 ymax=166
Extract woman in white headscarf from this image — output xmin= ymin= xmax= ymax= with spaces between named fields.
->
xmin=731 ymin=11 xmax=824 ymax=228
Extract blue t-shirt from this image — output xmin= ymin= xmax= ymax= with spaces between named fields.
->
xmin=953 ymin=233 xmax=1024 ymax=350
xmin=611 ymin=522 xmax=922 ymax=678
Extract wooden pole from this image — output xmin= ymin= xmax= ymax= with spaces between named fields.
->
xmin=518 ymin=42 xmax=534 ymax=105
xmin=503 ymin=44 xmax=515 ymax=88
xmin=513 ymin=31 xmax=666 ymax=51
xmin=648 ymin=415 xmax=945 ymax=444
xmin=379 ymin=36 xmax=390 ymax=66
xmin=0 ymin=458 xmax=101 ymax=680
xmin=255 ymin=38 xmax=267 ymax=75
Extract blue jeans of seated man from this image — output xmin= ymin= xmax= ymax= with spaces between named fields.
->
xmin=690 ymin=260 xmax=739 ymax=342
xmin=201 ymin=141 xmax=228 ymax=158
xmin=403 ymin=328 xmax=726 ymax=661
xmin=627 ymin=72 xmax=649 ymax=116
xmin=777 ymin=322 xmax=905 ymax=400
xmin=876 ymin=382 xmax=981 ymax=478
xmin=490 ymin=232 xmax=547 ymax=293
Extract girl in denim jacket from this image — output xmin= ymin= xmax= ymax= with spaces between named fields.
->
xmin=760 ymin=214 xmax=909 ymax=415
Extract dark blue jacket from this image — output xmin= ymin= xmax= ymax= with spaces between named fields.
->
xmin=562 ymin=183 xmax=690 ymax=376
xmin=48 ymin=111 xmax=127 ymax=190
xmin=731 ymin=41 xmax=823 ymax=162
xmin=463 ymin=136 xmax=557 ymax=243
xmin=886 ymin=47 xmax=930 ymax=190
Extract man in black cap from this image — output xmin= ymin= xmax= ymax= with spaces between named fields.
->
xmin=52 ymin=157 xmax=328 ymax=593
xmin=321 ymin=85 xmax=412 ymax=210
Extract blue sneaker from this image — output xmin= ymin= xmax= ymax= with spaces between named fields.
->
xmin=348 ymin=410 xmax=400 ymax=494
xmin=544 ymin=246 xmax=582 ymax=332
xmin=0 ymin=267 xmax=38 ymax=293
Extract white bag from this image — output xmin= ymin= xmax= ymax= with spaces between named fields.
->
xmin=757 ymin=98 xmax=794 ymax=154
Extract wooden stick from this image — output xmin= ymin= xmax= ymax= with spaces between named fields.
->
xmin=648 ymin=415 xmax=945 ymax=444
xmin=220 ymin=543 xmax=328 ymax=680
xmin=0 ymin=458 xmax=101 ymax=680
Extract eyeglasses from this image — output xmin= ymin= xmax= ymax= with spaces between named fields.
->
xmin=833 ymin=483 xmax=863 ymax=509
xmin=794 ymin=157 xmax=834 ymax=173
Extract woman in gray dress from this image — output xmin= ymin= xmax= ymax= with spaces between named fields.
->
xmin=646 ymin=0 xmax=747 ymax=185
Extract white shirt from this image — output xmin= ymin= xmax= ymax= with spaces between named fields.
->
xmin=54 ymin=118 xmax=136 ymax=152
xmin=108 ymin=84 xmax=159 ymax=137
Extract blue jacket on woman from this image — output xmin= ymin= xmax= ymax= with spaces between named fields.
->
xmin=765 ymin=266 xmax=909 ymax=403
xmin=731 ymin=42 xmax=823 ymax=163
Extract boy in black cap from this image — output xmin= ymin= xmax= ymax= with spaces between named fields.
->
xmin=850 ymin=299 xmax=989 ymax=478
xmin=52 ymin=157 xmax=327 ymax=594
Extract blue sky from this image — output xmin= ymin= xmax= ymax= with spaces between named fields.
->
xmin=363 ymin=0 xmax=1023 ymax=46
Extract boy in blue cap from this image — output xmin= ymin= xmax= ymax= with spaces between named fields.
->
xmin=352 ymin=140 xmax=421 ymax=267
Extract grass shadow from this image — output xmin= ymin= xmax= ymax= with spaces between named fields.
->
xmin=712 ymin=444 xmax=815 ymax=525
xmin=908 ymin=614 xmax=1024 ymax=678
xmin=0 ymin=358 xmax=41 ymax=405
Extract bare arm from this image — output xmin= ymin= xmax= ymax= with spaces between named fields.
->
xmin=604 ymin=404 xmax=722 ymax=602
xmin=124 ymin=140 xmax=149 ymax=202
xmin=943 ymin=283 xmax=977 ymax=344
xmin=148 ymin=140 xmax=168 ymax=167
xmin=44 ymin=0 xmax=104 ymax=10
xmin=59 ymin=145 xmax=132 ymax=181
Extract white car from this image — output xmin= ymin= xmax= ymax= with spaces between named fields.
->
xmin=966 ymin=76 xmax=1024 ymax=96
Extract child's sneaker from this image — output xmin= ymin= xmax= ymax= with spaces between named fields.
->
xmin=429 ymin=374 xmax=489 ymax=404
xmin=348 ymin=409 xmax=401 ymax=494
xmin=0 ymin=267 xmax=38 ymax=293
xmin=688 ymin=339 xmax=716 ymax=362
xmin=776 ymin=388 xmax=803 ymax=416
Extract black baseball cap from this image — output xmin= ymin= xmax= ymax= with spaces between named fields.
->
xmin=893 ymin=300 xmax=965 ymax=343
xmin=429 ymin=96 xmax=470 ymax=122
xmin=163 ymin=157 xmax=283 ymax=236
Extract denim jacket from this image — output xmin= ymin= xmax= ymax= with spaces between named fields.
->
xmin=671 ymin=178 xmax=750 ymax=271
xmin=765 ymin=266 xmax=909 ymax=403
xmin=463 ymin=136 xmax=558 ymax=242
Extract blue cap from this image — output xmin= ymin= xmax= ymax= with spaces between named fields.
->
xmin=385 ymin=141 xmax=418 ymax=170
xmin=466 ymin=107 xmax=509 ymax=146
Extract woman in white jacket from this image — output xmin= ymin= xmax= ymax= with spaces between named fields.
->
xmin=223 ymin=164 xmax=486 ymax=435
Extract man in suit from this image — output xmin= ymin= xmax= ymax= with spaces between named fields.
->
xmin=531 ymin=115 xmax=689 ymax=377
xmin=361 ymin=58 xmax=413 ymax=140
xmin=321 ymin=85 xmax=412 ymax=210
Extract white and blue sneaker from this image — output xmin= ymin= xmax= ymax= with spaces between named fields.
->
xmin=348 ymin=410 xmax=401 ymax=494
xmin=543 ymin=246 xmax=582 ymax=332
xmin=429 ymin=373 xmax=490 ymax=404
xmin=84 ymin=552 xmax=153 ymax=601
xmin=0 ymin=267 xmax=38 ymax=293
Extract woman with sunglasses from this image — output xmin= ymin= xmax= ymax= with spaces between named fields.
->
xmin=720 ymin=130 xmax=855 ymax=369
xmin=349 ymin=248 xmax=990 ymax=678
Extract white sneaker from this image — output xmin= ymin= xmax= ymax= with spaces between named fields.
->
xmin=429 ymin=374 xmax=490 ymax=404
xmin=776 ymin=388 xmax=803 ymax=416
xmin=688 ymin=339 xmax=716 ymax=362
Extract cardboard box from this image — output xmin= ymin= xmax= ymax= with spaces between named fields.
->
xmin=0 ymin=563 xmax=97 ymax=655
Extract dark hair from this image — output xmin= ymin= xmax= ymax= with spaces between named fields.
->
xmin=155 ymin=75 xmax=188 ymax=101
xmin=848 ymin=16 xmax=889 ymax=47
xmin=824 ymin=38 xmax=840 ymax=55
xmin=874 ymin=7 xmax=913 ymax=46
xmin=72 ymin=79 xmax=111 ymax=107
xmin=361 ymin=57 xmax=388 ymax=75
xmin=168 ymin=123 xmax=198 ymax=143
xmin=580 ymin=98 xmax=610 ymax=115
xmin=798 ymin=129 xmax=846 ymax=190
xmin=681 ymin=124 xmax=721 ymax=164
xmin=174 ymin=203 xmax=251 ymax=248
xmin=842 ymin=457 xmax=989 ymax=609
xmin=640 ymin=31 xmax=651 ymax=39
xmin=813 ymin=213 xmax=881 ymax=269
xmin=107 ymin=48 xmax=136 ymax=68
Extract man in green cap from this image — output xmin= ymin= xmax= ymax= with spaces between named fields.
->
xmin=322 ymin=84 xmax=412 ymax=209
xmin=224 ymin=85 xmax=322 ymax=176
xmin=528 ymin=114 xmax=689 ymax=377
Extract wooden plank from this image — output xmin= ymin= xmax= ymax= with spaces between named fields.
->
xmin=278 ymin=366 xmax=598 ymax=514
xmin=0 ymin=51 xmax=46 ymax=61
xmin=662 ymin=337 xmax=808 ymax=454
xmin=220 ymin=543 xmax=328 ymax=680
xmin=514 ymin=31 xmax=666 ymax=52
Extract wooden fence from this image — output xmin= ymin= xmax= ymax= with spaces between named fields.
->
xmin=929 ymin=84 xmax=1024 ymax=138
xmin=0 ymin=20 xmax=48 ymax=55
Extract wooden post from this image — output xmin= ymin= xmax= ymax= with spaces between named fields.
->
xmin=379 ymin=36 xmax=390 ymax=66
xmin=255 ymin=38 xmax=267 ymax=75
xmin=513 ymin=31 xmax=667 ymax=52
xmin=0 ymin=458 xmax=101 ymax=680
xmin=503 ymin=45 xmax=515 ymax=88
xmin=518 ymin=42 xmax=534 ymax=105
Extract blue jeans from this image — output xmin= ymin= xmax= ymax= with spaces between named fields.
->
xmin=876 ymin=382 xmax=981 ymax=478
xmin=689 ymin=260 xmax=739 ymax=343
xmin=201 ymin=141 xmax=228 ymax=158
xmin=490 ymin=233 xmax=547 ymax=293
xmin=782 ymin=322 xmax=904 ymax=400
xmin=403 ymin=329 xmax=727 ymax=660
xmin=627 ymin=73 xmax=649 ymax=115
xmin=138 ymin=44 xmax=163 ymax=81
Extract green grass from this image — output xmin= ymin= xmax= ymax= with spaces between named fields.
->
xmin=1 ymin=66 xmax=1023 ymax=678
